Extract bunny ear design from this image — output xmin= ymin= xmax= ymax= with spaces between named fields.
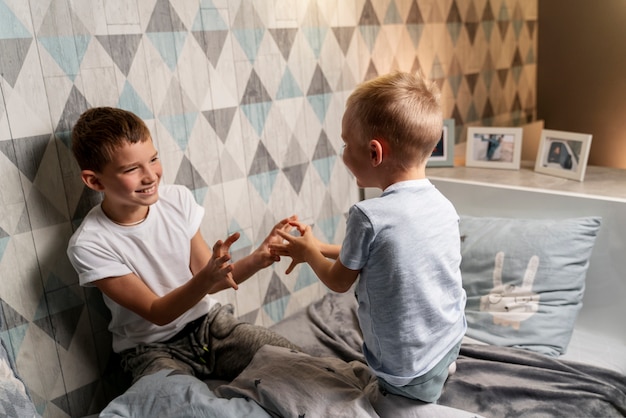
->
xmin=521 ymin=255 xmax=539 ymax=290
xmin=492 ymin=251 xmax=505 ymax=289
xmin=480 ymin=251 xmax=541 ymax=330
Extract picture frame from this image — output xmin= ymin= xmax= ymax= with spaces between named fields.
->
xmin=465 ymin=126 xmax=523 ymax=170
xmin=427 ymin=118 xmax=455 ymax=167
xmin=534 ymin=129 xmax=592 ymax=182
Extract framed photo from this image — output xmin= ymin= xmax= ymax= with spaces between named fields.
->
xmin=427 ymin=118 xmax=455 ymax=167
xmin=465 ymin=126 xmax=522 ymax=170
xmin=534 ymin=129 xmax=592 ymax=181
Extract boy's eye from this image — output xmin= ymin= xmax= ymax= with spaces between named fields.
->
xmin=124 ymin=167 xmax=138 ymax=173
xmin=151 ymin=156 xmax=159 ymax=163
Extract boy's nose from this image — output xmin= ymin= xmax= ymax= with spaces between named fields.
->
xmin=144 ymin=167 xmax=159 ymax=182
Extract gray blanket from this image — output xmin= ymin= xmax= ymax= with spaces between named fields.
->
xmin=440 ymin=344 xmax=626 ymax=417
xmin=216 ymin=292 xmax=477 ymax=417
xmin=100 ymin=292 xmax=626 ymax=417
xmin=216 ymin=345 xmax=477 ymax=417
xmin=269 ymin=292 xmax=626 ymax=418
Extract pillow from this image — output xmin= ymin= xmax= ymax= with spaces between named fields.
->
xmin=0 ymin=339 xmax=39 ymax=417
xmin=459 ymin=215 xmax=601 ymax=357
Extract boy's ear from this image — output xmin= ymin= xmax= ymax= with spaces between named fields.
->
xmin=369 ymin=139 xmax=385 ymax=167
xmin=81 ymin=170 xmax=105 ymax=191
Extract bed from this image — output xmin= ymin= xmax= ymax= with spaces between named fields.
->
xmin=12 ymin=171 xmax=611 ymax=417
xmin=94 ymin=196 xmax=626 ymax=417
xmin=95 ymin=290 xmax=626 ymax=417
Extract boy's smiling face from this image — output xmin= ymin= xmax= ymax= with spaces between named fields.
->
xmin=82 ymin=137 xmax=162 ymax=224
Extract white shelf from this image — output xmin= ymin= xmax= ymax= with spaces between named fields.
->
xmin=426 ymin=161 xmax=626 ymax=202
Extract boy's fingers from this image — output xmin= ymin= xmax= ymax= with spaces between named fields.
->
xmin=224 ymin=232 xmax=240 ymax=247
xmin=285 ymin=260 xmax=297 ymax=274
xmin=217 ymin=254 xmax=232 ymax=265
xmin=274 ymin=218 xmax=295 ymax=235
xmin=212 ymin=240 xmax=224 ymax=255
xmin=275 ymin=229 xmax=293 ymax=241
xmin=288 ymin=221 xmax=307 ymax=235
xmin=282 ymin=215 xmax=298 ymax=227
xmin=213 ymin=233 xmax=239 ymax=257
xmin=280 ymin=214 xmax=298 ymax=225
xmin=269 ymin=246 xmax=288 ymax=256
xmin=226 ymin=275 xmax=238 ymax=290
xmin=273 ymin=217 xmax=289 ymax=230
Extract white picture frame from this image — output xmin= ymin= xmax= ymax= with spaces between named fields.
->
xmin=427 ymin=118 xmax=455 ymax=167
xmin=534 ymin=129 xmax=592 ymax=182
xmin=465 ymin=126 xmax=523 ymax=170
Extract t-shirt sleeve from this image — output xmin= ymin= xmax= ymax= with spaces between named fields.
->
xmin=339 ymin=205 xmax=376 ymax=271
xmin=67 ymin=241 xmax=132 ymax=287
xmin=176 ymin=185 xmax=205 ymax=238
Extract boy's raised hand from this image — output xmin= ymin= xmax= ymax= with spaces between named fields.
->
xmin=252 ymin=215 xmax=298 ymax=268
xmin=271 ymin=220 xmax=316 ymax=274
xmin=205 ymin=233 xmax=240 ymax=292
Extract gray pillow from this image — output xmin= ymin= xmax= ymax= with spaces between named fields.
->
xmin=459 ymin=215 xmax=601 ymax=357
xmin=0 ymin=338 xmax=39 ymax=417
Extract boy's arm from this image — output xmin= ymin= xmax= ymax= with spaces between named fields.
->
xmin=190 ymin=215 xmax=296 ymax=286
xmin=94 ymin=237 xmax=236 ymax=326
xmin=319 ymin=242 xmax=341 ymax=259
xmin=94 ymin=217 xmax=296 ymax=326
xmin=302 ymin=250 xmax=359 ymax=293
xmin=228 ymin=215 xmax=298 ymax=285
xmin=272 ymin=222 xmax=359 ymax=293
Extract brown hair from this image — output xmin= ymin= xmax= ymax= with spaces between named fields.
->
xmin=71 ymin=107 xmax=151 ymax=172
xmin=345 ymin=71 xmax=443 ymax=167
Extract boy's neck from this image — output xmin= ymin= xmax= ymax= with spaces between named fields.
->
xmin=101 ymin=200 xmax=150 ymax=226
xmin=378 ymin=165 xmax=426 ymax=190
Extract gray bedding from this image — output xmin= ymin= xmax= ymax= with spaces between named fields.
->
xmin=440 ymin=344 xmax=626 ymax=417
xmin=100 ymin=292 xmax=626 ymax=417
xmin=269 ymin=292 xmax=626 ymax=418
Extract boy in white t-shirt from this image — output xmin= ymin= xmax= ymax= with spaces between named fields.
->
xmin=270 ymin=72 xmax=467 ymax=403
xmin=67 ymin=107 xmax=298 ymax=384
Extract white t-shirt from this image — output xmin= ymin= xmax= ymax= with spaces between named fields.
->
xmin=67 ymin=184 xmax=216 ymax=352
xmin=340 ymin=179 xmax=467 ymax=386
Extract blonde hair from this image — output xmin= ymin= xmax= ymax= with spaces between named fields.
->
xmin=71 ymin=107 xmax=151 ymax=172
xmin=346 ymin=71 xmax=443 ymax=166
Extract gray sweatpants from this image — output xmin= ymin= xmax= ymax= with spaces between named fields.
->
xmin=121 ymin=303 xmax=299 ymax=383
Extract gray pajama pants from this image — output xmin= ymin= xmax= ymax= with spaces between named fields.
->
xmin=120 ymin=303 xmax=299 ymax=383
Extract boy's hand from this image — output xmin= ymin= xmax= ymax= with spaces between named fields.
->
xmin=271 ymin=221 xmax=317 ymax=274
xmin=205 ymin=233 xmax=239 ymax=292
xmin=252 ymin=215 xmax=298 ymax=268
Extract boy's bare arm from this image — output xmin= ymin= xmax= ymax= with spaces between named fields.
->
xmin=96 ymin=216 xmax=296 ymax=326
xmin=95 ymin=238 xmax=236 ymax=326
xmin=228 ymin=215 xmax=297 ymax=284
xmin=272 ymin=222 xmax=359 ymax=293
xmin=319 ymin=242 xmax=341 ymax=259
xmin=305 ymin=251 xmax=359 ymax=293
xmin=189 ymin=230 xmax=212 ymax=275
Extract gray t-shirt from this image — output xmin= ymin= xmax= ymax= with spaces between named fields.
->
xmin=340 ymin=179 xmax=467 ymax=386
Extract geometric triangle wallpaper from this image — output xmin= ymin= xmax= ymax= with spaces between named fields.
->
xmin=0 ymin=0 xmax=537 ymax=416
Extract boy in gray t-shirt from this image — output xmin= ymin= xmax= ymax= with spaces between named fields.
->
xmin=270 ymin=71 xmax=467 ymax=403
